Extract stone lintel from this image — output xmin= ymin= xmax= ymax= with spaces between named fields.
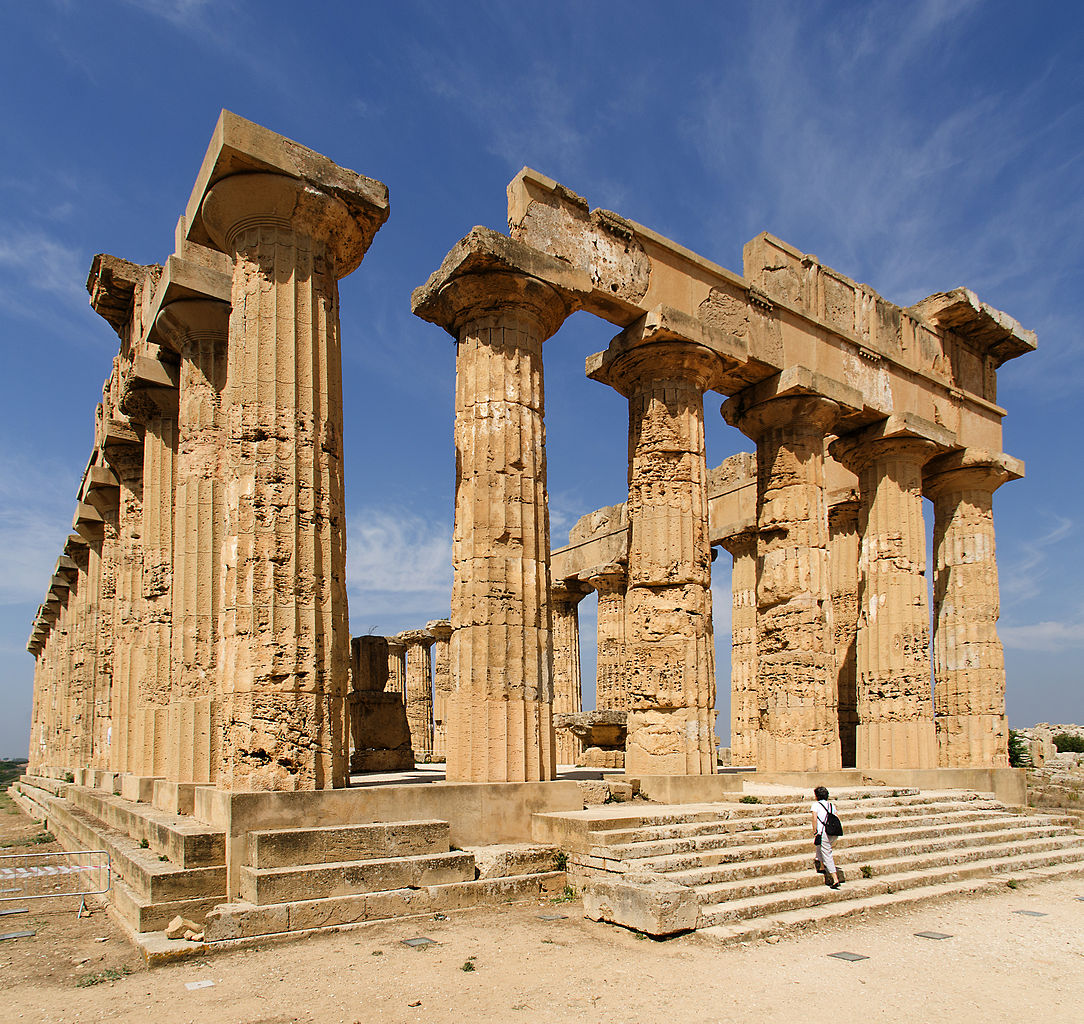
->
xmin=86 ymin=254 xmax=161 ymax=335
xmin=910 ymin=288 xmax=1037 ymax=367
xmin=551 ymin=576 xmax=592 ymax=601
xmin=586 ymin=304 xmax=749 ymax=396
xmin=185 ymin=109 xmax=389 ymax=257
xmin=720 ymin=364 xmax=866 ymax=431
xmin=411 ymin=226 xmax=591 ymax=334
xmin=96 ymin=412 xmax=141 ymax=452
xmin=508 ymin=166 xmax=747 ymax=327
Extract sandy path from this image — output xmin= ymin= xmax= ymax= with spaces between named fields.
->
xmin=4 ymin=871 xmax=1082 ymax=1024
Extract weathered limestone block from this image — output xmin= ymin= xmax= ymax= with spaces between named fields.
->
xmin=551 ymin=580 xmax=588 ymax=765
xmin=348 ymin=636 xmax=414 ymax=772
xmin=582 ymin=874 xmax=699 ymax=937
xmin=831 ymin=429 xmax=938 ymax=769
xmin=155 ymin=298 xmax=231 ymax=786
xmin=413 ymin=233 xmax=576 ymax=783
xmin=555 ymin=709 xmax=627 ymax=768
xmin=829 ymin=497 xmax=860 ymax=769
xmin=925 ymin=449 xmax=1016 ymax=768
xmin=466 ymin=844 xmax=562 ymax=879
xmin=427 ymin=619 xmax=452 ymax=760
xmin=197 ymin=167 xmax=385 ymax=791
xmin=588 ymin=321 xmax=742 ymax=776
xmin=586 ymin=563 xmax=628 ymax=712
xmin=397 ymin=629 xmax=434 ymax=759
xmin=719 ymin=526 xmax=757 ymax=767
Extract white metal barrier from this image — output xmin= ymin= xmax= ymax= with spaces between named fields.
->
xmin=0 ymin=850 xmax=110 ymax=916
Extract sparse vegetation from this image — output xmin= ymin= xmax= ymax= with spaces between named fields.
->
xmin=551 ymin=884 xmax=576 ymax=904
xmin=1053 ymin=733 xmax=1084 ymax=754
xmin=861 ymin=865 xmax=873 ymax=879
xmin=138 ymin=838 xmax=149 ymax=849
xmin=30 ymin=831 xmax=54 ymax=845
xmin=63 ymin=772 xmax=74 ymax=783
xmin=552 ymin=850 xmax=568 ymax=872
xmin=1009 ymin=730 xmax=1032 ymax=768
xmin=76 ymin=966 xmax=130 ymax=988
xmin=1006 ymin=878 xmax=1019 ymax=890
xmin=739 ymin=796 xmax=761 ymax=805
xmin=460 ymin=956 xmax=476 ymax=972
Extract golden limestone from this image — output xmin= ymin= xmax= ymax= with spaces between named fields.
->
xmin=26 ymin=119 xmax=1031 ymax=806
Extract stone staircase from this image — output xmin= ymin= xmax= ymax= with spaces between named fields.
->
xmin=10 ymin=775 xmax=566 ymax=954
xmin=550 ymin=788 xmax=1084 ymax=943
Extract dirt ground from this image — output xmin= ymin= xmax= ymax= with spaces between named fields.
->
xmin=3 ymin=795 xmax=1082 ymax=1024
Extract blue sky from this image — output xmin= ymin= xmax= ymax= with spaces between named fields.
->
xmin=0 ymin=0 xmax=1081 ymax=758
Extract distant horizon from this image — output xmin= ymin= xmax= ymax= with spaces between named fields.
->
xmin=2 ymin=1 xmax=1082 ymax=759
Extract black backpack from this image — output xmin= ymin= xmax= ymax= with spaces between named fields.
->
xmin=821 ymin=801 xmax=843 ymax=837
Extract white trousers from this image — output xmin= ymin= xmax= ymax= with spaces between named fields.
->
xmin=816 ymin=833 xmax=837 ymax=875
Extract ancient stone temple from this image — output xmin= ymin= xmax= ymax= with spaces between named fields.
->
xmin=20 ymin=117 xmax=1040 ymax=960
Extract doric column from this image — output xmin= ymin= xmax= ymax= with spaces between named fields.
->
xmin=81 ymin=469 xmax=119 ymax=771
xmin=398 ymin=630 xmax=435 ymax=760
xmin=38 ymin=597 xmax=61 ymax=770
xmin=725 ymin=393 xmax=841 ymax=771
xmin=120 ymin=375 xmax=177 ymax=779
xmin=587 ymin=564 xmax=628 ymax=712
xmin=924 ymin=450 xmax=1014 ymax=768
xmin=828 ymin=497 xmax=860 ymax=768
xmin=413 ymin=260 xmax=571 ymax=784
xmin=199 ymin=173 xmax=377 ymax=791
xmin=62 ymin=546 xmax=94 ymax=772
xmin=427 ymin=620 xmax=452 ymax=761
xmin=831 ymin=430 xmax=938 ymax=769
xmin=719 ymin=527 xmax=758 ymax=767
xmin=386 ymin=640 xmax=406 ymax=697
xmin=589 ymin=339 xmax=729 ymax=777
xmin=551 ymin=579 xmax=588 ymax=765
xmin=105 ymin=438 xmax=145 ymax=776
xmin=156 ymin=299 xmax=231 ymax=785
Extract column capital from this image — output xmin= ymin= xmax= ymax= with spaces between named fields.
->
xmin=200 ymin=172 xmax=378 ymax=277
xmin=412 ymin=227 xmax=582 ymax=339
xmin=394 ymin=629 xmax=435 ymax=651
xmin=717 ymin=521 xmax=758 ymax=556
xmin=426 ymin=620 xmax=452 ymax=644
xmin=586 ymin=304 xmax=747 ymax=397
xmin=551 ymin=578 xmax=591 ymax=606
xmin=923 ymin=447 xmax=1022 ymax=499
xmin=830 ymin=429 xmax=938 ymax=476
xmin=385 ymin=638 xmax=407 ymax=657
xmin=730 ymin=393 xmax=840 ymax=441
xmin=583 ymin=561 xmax=627 ymax=594
xmin=153 ymin=298 xmax=230 ymax=355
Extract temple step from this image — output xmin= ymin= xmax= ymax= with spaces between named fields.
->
xmin=247 ymin=820 xmax=452 ymax=869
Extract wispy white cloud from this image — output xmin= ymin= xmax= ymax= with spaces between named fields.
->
xmin=0 ymin=448 xmax=82 ymax=607
xmin=1000 ymin=514 xmax=1073 ymax=606
xmin=0 ymin=227 xmax=86 ymax=317
xmin=1001 ymin=616 xmax=1084 ymax=651
xmin=345 ymin=505 xmax=452 ymax=630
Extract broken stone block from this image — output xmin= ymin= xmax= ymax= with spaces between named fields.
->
xmin=582 ymin=875 xmax=698 ymax=937
xmin=165 ymin=915 xmax=203 ymax=940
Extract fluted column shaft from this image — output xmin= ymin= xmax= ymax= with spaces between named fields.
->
xmin=430 ymin=272 xmax=568 ymax=784
xmin=386 ymin=641 xmax=406 ymax=697
xmin=427 ymin=620 xmax=452 ymax=761
xmin=926 ymin=460 xmax=1009 ymax=767
xmin=399 ymin=633 xmax=434 ymax=760
xmin=834 ymin=435 xmax=937 ymax=769
xmin=720 ymin=529 xmax=758 ymax=767
xmin=589 ymin=566 xmax=628 ymax=711
xmin=105 ymin=443 xmax=145 ymax=775
xmin=68 ymin=548 xmax=94 ymax=771
xmin=201 ymin=173 xmax=362 ymax=791
xmin=159 ymin=300 xmax=230 ymax=785
xmin=604 ymin=345 xmax=721 ymax=776
xmin=28 ymin=652 xmax=46 ymax=773
xmin=551 ymin=581 xmax=586 ymax=765
xmin=740 ymin=395 xmax=841 ymax=771
xmin=51 ymin=598 xmax=72 ymax=771
xmin=91 ymin=498 xmax=120 ymax=770
xmin=829 ymin=500 xmax=860 ymax=768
